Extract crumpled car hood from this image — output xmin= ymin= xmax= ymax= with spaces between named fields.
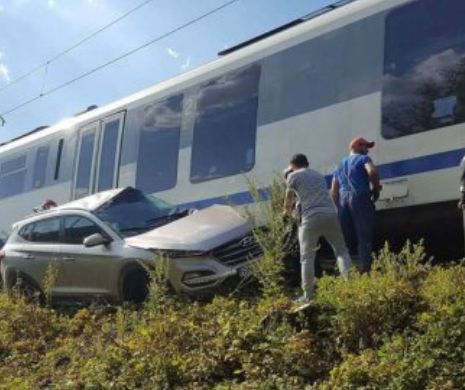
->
xmin=125 ymin=205 xmax=251 ymax=252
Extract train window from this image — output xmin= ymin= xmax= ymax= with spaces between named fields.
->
xmin=190 ymin=65 xmax=260 ymax=183
xmin=75 ymin=131 xmax=96 ymax=199
xmin=54 ymin=138 xmax=64 ymax=181
xmin=0 ymin=155 xmax=26 ymax=175
xmin=135 ymin=94 xmax=183 ymax=193
xmin=29 ymin=217 xmax=60 ymax=243
xmin=63 ymin=216 xmax=102 ymax=245
xmin=0 ymin=155 xmax=27 ymax=199
xmin=382 ymin=0 xmax=465 ymax=139
xmin=32 ymin=146 xmax=49 ymax=189
xmin=97 ymin=119 xmax=120 ymax=192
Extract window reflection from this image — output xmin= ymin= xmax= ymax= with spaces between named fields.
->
xmin=63 ymin=216 xmax=102 ymax=245
xmin=97 ymin=120 xmax=120 ymax=192
xmin=33 ymin=146 xmax=49 ymax=189
xmin=135 ymin=94 xmax=183 ymax=193
xmin=382 ymin=0 xmax=465 ymax=139
xmin=190 ymin=65 xmax=260 ymax=183
xmin=0 ymin=155 xmax=27 ymax=199
xmin=75 ymin=131 xmax=96 ymax=199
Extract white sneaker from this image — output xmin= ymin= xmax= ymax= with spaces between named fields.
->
xmin=291 ymin=295 xmax=313 ymax=312
xmin=294 ymin=295 xmax=310 ymax=304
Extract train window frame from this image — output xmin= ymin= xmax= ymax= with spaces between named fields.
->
xmin=96 ymin=117 xmax=123 ymax=192
xmin=74 ymin=127 xmax=97 ymax=200
xmin=135 ymin=94 xmax=183 ymax=194
xmin=32 ymin=146 xmax=49 ymax=189
xmin=189 ymin=64 xmax=261 ymax=184
xmin=382 ymin=0 xmax=465 ymax=139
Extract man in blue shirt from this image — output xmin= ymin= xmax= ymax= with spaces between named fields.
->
xmin=331 ymin=138 xmax=382 ymax=273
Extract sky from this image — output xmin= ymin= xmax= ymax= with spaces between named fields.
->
xmin=0 ymin=0 xmax=334 ymax=142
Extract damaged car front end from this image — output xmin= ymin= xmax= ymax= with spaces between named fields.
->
xmin=124 ymin=202 xmax=262 ymax=293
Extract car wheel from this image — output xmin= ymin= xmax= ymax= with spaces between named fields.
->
xmin=121 ymin=268 xmax=150 ymax=304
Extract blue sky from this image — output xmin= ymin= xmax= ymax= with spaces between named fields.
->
xmin=0 ymin=0 xmax=333 ymax=142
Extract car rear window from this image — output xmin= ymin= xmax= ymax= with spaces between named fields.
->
xmin=18 ymin=223 xmax=33 ymax=241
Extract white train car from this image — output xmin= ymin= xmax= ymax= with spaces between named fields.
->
xmin=0 ymin=0 xmax=464 ymax=258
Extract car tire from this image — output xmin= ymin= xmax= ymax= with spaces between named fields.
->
xmin=121 ymin=267 xmax=150 ymax=304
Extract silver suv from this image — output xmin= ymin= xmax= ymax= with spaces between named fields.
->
xmin=0 ymin=187 xmax=261 ymax=303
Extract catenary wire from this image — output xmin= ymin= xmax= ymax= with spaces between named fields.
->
xmin=0 ymin=0 xmax=239 ymax=118
xmin=0 ymin=0 xmax=156 ymax=95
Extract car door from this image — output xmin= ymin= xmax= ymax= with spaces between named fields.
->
xmin=14 ymin=217 xmax=66 ymax=294
xmin=59 ymin=214 xmax=124 ymax=298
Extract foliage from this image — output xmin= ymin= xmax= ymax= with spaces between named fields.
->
xmin=0 ymin=187 xmax=463 ymax=389
xmin=0 ymin=243 xmax=463 ymax=389
xmin=244 ymin=177 xmax=296 ymax=299
xmin=317 ymin=265 xmax=465 ymax=390
xmin=43 ymin=263 xmax=59 ymax=306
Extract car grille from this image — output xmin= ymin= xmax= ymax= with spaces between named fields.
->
xmin=212 ymin=235 xmax=263 ymax=266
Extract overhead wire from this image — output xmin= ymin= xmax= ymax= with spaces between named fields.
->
xmin=0 ymin=0 xmax=240 ymax=118
xmin=0 ymin=0 xmax=156 ymax=95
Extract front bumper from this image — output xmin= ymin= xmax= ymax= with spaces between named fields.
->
xmin=167 ymin=255 xmax=251 ymax=294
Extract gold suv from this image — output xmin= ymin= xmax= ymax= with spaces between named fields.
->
xmin=0 ymin=187 xmax=262 ymax=303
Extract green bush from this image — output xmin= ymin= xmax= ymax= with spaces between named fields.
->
xmin=315 ymin=242 xmax=429 ymax=353
xmin=245 ymin=177 xmax=290 ymax=299
xmin=317 ymin=265 xmax=465 ymax=390
xmin=0 ymin=233 xmax=463 ymax=389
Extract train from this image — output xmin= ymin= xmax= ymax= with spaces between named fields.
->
xmin=0 ymin=0 xmax=464 ymax=259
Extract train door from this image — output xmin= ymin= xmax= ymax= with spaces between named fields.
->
xmin=73 ymin=112 xmax=125 ymax=199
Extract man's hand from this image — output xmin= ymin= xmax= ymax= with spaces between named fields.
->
xmin=331 ymin=177 xmax=340 ymax=205
xmin=283 ymin=189 xmax=296 ymax=216
xmin=365 ymin=161 xmax=382 ymax=202
xmin=371 ymin=185 xmax=382 ymax=202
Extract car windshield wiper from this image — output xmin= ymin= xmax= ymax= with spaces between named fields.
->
xmin=118 ymin=226 xmax=151 ymax=234
xmin=144 ymin=209 xmax=188 ymax=227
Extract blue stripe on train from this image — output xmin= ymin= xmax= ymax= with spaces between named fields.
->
xmin=377 ymin=148 xmax=465 ymax=179
xmin=181 ymin=148 xmax=465 ymax=210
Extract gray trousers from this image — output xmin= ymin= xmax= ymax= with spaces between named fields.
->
xmin=298 ymin=213 xmax=351 ymax=299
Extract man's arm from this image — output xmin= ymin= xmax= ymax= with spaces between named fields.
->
xmin=283 ymin=188 xmax=296 ymax=216
xmin=331 ymin=177 xmax=340 ymax=205
xmin=364 ymin=161 xmax=382 ymax=201
xmin=459 ymin=157 xmax=465 ymax=209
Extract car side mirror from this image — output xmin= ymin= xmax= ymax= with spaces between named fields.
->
xmin=83 ymin=233 xmax=112 ymax=248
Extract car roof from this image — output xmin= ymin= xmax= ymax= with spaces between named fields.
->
xmin=13 ymin=187 xmax=129 ymax=227
xmin=56 ymin=187 xmax=126 ymax=212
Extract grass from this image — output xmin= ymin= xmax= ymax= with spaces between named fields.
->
xmin=0 ymin=183 xmax=464 ymax=389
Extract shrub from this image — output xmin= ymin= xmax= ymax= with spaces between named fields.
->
xmin=0 ymin=219 xmax=463 ymax=389
xmin=315 ymin=242 xmax=428 ymax=352
xmin=245 ymin=177 xmax=295 ymax=299
xmin=316 ymin=264 xmax=465 ymax=390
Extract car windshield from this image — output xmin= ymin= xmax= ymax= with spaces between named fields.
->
xmin=93 ymin=188 xmax=187 ymax=237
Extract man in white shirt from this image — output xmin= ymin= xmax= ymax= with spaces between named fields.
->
xmin=283 ymin=153 xmax=351 ymax=303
